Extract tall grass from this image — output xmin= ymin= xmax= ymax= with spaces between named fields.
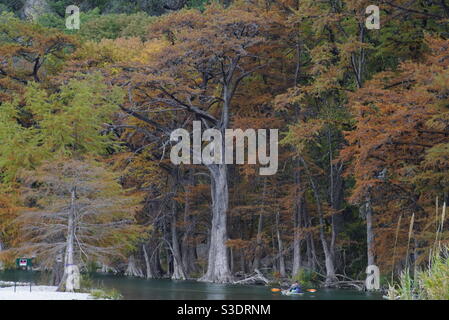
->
xmin=387 ymin=246 xmax=449 ymax=300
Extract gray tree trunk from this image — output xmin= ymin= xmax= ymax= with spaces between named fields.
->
xmin=292 ymin=167 xmax=304 ymax=277
xmin=253 ymin=178 xmax=266 ymax=271
xmin=142 ymin=244 xmax=153 ymax=279
xmin=301 ymin=157 xmax=337 ymax=285
xmin=303 ymin=207 xmax=317 ymax=271
xmin=275 ymin=212 xmax=286 ymax=278
xmin=181 ymin=169 xmax=197 ymax=276
xmin=327 ymin=129 xmax=344 ymax=274
xmin=366 ymin=196 xmax=375 ymax=266
xmin=292 ymin=219 xmax=302 ymax=276
xmin=253 ymin=213 xmax=264 ymax=270
xmin=171 ymin=201 xmax=186 ymax=280
xmin=0 ymin=239 xmax=4 ymax=270
xmin=198 ymin=56 xmax=251 ymax=283
xmin=199 ymin=164 xmax=232 ymax=283
xmin=58 ymin=187 xmax=78 ymax=292
xmin=125 ymin=255 xmax=144 ymax=277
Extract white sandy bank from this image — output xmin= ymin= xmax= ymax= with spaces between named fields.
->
xmin=0 ymin=285 xmax=93 ymax=300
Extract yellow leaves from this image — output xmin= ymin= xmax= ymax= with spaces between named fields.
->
xmin=337 ymin=37 xmax=372 ymax=65
xmin=307 ymin=44 xmax=346 ymax=94
xmin=274 ymin=86 xmax=305 ymax=112
xmin=311 ymin=66 xmax=343 ymax=94
xmin=282 ymin=119 xmax=325 ymax=154
xmin=74 ymin=37 xmax=144 ymax=66
xmin=423 ymin=143 xmax=449 ymax=169
xmin=136 ymin=38 xmax=171 ymax=65
xmin=310 ymin=43 xmax=334 ymax=67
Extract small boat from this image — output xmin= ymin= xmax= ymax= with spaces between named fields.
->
xmin=281 ymin=290 xmax=304 ymax=296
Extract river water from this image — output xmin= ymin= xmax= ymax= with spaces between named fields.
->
xmin=0 ymin=270 xmax=382 ymax=300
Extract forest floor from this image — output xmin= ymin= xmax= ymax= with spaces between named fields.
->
xmin=0 ymin=285 xmax=93 ymax=300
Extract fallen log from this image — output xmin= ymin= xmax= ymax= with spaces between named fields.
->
xmin=326 ymin=280 xmax=365 ymax=290
xmin=233 ymin=269 xmax=269 ymax=285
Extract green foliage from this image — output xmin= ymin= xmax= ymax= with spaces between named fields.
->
xmin=85 ymin=261 xmax=101 ymax=274
xmin=79 ymin=272 xmax=122 ymax=299
xmin=1 ymin=0 xmax=166 ymax=17
xmin=78 ymin=11 xmax=155 ymax=41
xmin=387 ymin=247 xmax=449 ymax=300
xmin=37 ymin=9 xmax=155 ymax=41
xmin=186 ymin=0 xmax=210 ymax=11
xmin=90 ymin=288 xmax=122 ymax=300
xmin=0 ymin=0 xmax=23 ymax=14
xmin=390 ymin=269 xmax=416 ymax=300
xmin=0 ymin=73 xmax=124 ymax=183
xmin=418 ymin=251 xmax=449 ymax=300
xmin=80 ymin=273 xmax=95 ymax=290
xmin=291 ymin=268 xmax=319 ymax=289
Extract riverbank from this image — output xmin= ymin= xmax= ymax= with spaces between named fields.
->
xmin=0 ymin=285 xmax=93 ymax=300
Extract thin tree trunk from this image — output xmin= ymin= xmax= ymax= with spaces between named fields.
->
xmin=275 ymin=211 xmax=286 ymax=278
xmin=292 ymin=165 xmax=304 ymax=277
xmin=300 ymin=157 xmax=337 ymax=285
xmin=171 ymin=199 xmax=186 ymax=280
xmin=58 ymin=187 xmax=78 ymax=292
xmin=366 ymin=196 xmax=375 ymax=266
xmin=303 ymin=205 xmax=316 ymax=271
xmin=327 ymin=128 xmax=344 ymax=273
xmin=253 ymin=213 xmax=264 ymax=270
xmin=253 ymin=178 xmax=266 ymax=270
xmin=0 ymin=239 xmax=3 ymax=270
xmin=230 ymin=246 xmax=234 ymax=273
xmin=155 ymin=246 xmax=164 ymax=277
xmin=182 ymin=169 xmax=197 ymax=276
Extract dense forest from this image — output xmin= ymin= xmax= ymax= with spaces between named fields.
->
xmin=0 ymin=0 xmax=448 ymax=294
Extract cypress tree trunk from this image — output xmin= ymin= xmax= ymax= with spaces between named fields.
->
xmin=125 ymin=255 xmax=144 ymax=278
xmin=199 ymin=78 xmax=236 ymax=283
xmin=275 ymin=212 xmax=286 ymax=277
xmin=301 ymin=157 xmax=337 ymax=285
xmin=171 ymin=200 xmax=186 ymax=280
xmin=199 ymin=164 xmax=232 ymax=283
xmin=366 ymin=196 xmax=375 ymax=266
xmin=292 ymin=167 xmax=304 ymax=277
xmin=181 ymin=169 xmax=197 ymax=276
xmin=0 ymin=239 xmax=3 ymax=270
xmin=142 ymin=244 xmax=153 ymax=279
xmin=303 ymin=207 xmax=317 ymax=271
xmin=58 ymin=187 xmax=78 ymax=292
xmin=253 ymin=178 xmax=266 ymax=271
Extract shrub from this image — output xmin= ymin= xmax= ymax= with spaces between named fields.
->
xmin=291 ymin=268 xmax=319 ymax=289
xmin=90 ymin=288 xmax=123 ymax=300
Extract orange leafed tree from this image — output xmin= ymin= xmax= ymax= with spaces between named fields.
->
xmin=340 ymin=36 xmax=449 ymax=272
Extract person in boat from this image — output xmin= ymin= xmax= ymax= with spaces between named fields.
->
xmin=289 ymin=281 xmax=302 ymax=293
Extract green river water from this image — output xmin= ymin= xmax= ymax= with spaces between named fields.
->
xmin=0 ymin=270 xmax=382 ymax=300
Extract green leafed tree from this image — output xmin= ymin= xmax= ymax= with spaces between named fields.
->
xmin=0 ymin=73 xmax=124 ymax=184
